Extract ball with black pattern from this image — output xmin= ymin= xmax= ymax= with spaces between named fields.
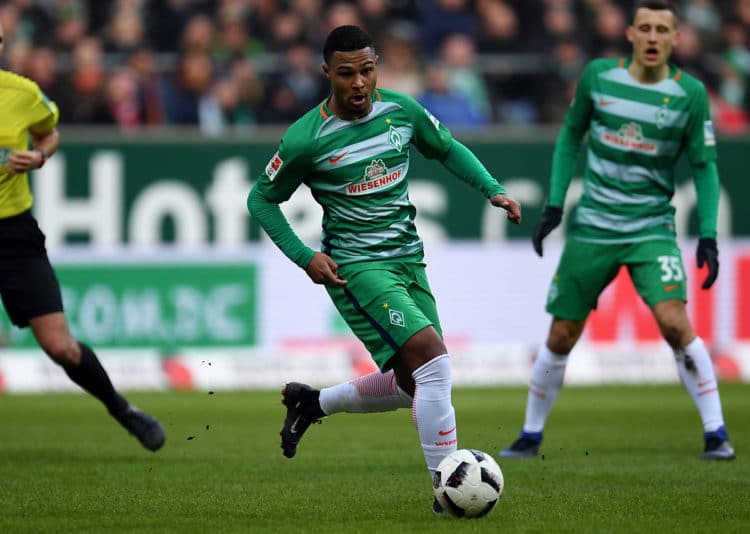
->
xmin=434 ymin=449 xmax=504 ymax=518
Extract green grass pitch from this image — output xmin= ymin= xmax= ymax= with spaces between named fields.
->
xmin=1 ymin=384 xmax=748 ymax=533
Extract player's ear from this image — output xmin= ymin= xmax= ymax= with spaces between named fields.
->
xmin=672 ymin=27 xmax=681 ymax=48
xmin=626 ymin=25 xmax=634 ymax=43
xmin=322 ymin=63 xmax=330 ymax=79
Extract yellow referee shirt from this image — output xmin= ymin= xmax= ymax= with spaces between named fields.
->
xmin=0 ymin=69 xmax=59 ymax=218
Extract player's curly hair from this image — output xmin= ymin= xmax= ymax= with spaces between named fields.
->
xmin=323 ymin=25 xmax=375 ymax=65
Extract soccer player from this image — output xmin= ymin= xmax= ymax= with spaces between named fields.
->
xmin=247 ymin=25 xmax=522 ymax=511
xmin=0 ymin=21 xmax=165 ymax=452
xmin=500 ymin=0 xmax=734 ymax=461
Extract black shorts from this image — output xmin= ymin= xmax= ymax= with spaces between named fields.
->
xmin=0 ymin=210 xmax=63 ymax=327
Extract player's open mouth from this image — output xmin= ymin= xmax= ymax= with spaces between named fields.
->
xmin=644 ymin=47 xmax=659 ymax=60
xmin=350 ymin=94 xmax=367 ymax=106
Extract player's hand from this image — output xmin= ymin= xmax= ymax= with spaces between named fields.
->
xmin=305 ymin=252 xmax=347 ymax=286
xmin=696 ymin=237 xmax=719 ymax=290
xmin=490 ymin=194 xmax=522 ymax=224
xmin=6 ymin=150 xmax=45 ymax=173
xmin=532 ymin=205 xmax=563 ymax=257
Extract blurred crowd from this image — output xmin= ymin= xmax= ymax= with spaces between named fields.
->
xmin=1 ymin=0 xmax=750 ymax=133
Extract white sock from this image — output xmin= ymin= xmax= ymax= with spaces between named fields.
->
xmin=411 ymin=354 xmax=457 ymax=473
xmin=318 ymin=370 xmax=412 ymax=415
xmin=675 ymin=337 xmax=725 ymax=432
xmin=522 ymin=344 xmax=569 ymax=433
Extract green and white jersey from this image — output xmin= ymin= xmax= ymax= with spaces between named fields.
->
xmin=556 ymin=57 xmax=717 ymax=243
xmin=253 ymin=88 xmax=456 ymax=266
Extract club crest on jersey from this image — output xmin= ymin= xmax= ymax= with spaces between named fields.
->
xmin=388 ymin=309 xmax=405 ymax=327
xmin=704 ymin=120 xmax=716 ymax=146
xmin=388 ymin=125 xmax=403 ymax=152
xmin=602 ymin=121 xmax=656 ymax=154
xmin=345 ymin=159 xmax=404 ymax=196
xmin=265 ymin=151 xmax=283 ymax=180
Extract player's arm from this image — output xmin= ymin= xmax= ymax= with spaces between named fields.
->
xmin=408 ymin=99 xmax=520 ymax=224
xmin=247 ymin=143 xmax=346 ymax=286
xmin=7 ymin=86 xmax=60 ymax=173
xmin=548 ymin=66 xmax=594 ymax=208
xmin=7 ymin=128 xmax=59 ymax=173
xmin=685 ymin=84 xmax=720 ymax=289
xmin=533 ymin=63 xmax=594 ymax=255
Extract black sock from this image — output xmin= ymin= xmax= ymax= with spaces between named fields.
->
xmin=304 ymin=389 xmax=326 ymax=419
xmin=63 ymin=342 xmax=129 ymax=415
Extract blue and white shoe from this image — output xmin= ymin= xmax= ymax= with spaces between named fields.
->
xmin=499 ymin=430 xmax=542 ymax=458
xmin=702 ymin=426 xmax=736 ymax=460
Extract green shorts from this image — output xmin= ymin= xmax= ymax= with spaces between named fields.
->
xmin=326 ymin=261 xmax=443 ymax=371
xmin=546 ymin=239 xmax=688 ymax=321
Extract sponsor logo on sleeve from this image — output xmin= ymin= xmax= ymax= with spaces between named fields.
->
xmin=704 ymin=120 xmax=716 ymax=146
xmin=424 ymin=107 xmax=440 ymax=130
xmin=265 ymin=151 xmax=283 ymax=180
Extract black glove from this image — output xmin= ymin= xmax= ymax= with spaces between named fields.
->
xmin=532 ymin=206 xmax=563 ymax=257
xmin=696 ymin=237 xmax=719 ymax=290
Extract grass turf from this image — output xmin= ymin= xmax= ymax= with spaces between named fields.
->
xmin=1 ymin=384 xmax=748 ymax=533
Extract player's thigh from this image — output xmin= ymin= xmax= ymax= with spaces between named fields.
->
xmin=326 ymin=266 xmax=435 ymax=371
xmin=546 ymin=239 xmax=622 ymax=321
xmin=0 ymin=212 xmax=63 ymax=328
xmin=405 ymin=262 xmax=443 ymax=338
xmin=625 ymin=240 xmax=687 ymax=306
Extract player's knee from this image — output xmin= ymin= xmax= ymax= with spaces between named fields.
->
xmin=659 ymin=321 xmax=690 ymax=349
xmin=548 ymin=321 xmax=582 ymax=354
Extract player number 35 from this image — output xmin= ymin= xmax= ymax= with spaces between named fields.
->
xmin=657 ymin=255 xmax=684 ymax=282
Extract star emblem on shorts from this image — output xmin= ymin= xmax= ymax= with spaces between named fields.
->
xmin=382 ymin=302 xmax=389 ymax=309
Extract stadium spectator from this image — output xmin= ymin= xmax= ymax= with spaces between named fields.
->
xmin=500 ymin=0 xmax=736 ymax=462
xmin=374 ymin=22 xmax=423 ymax=97
xmin=440 ymin=32 xmax=493 ymax=123
xmin=57 ymin=36 xmax=108 ymax=124
xmin=161 ymin=49 xmax=214 ymax=124
xmin=247 ymin=24 xmax=521 ymax=515
xmin=0 ymin=18 xmax=165 ymax=452
xmin=0 ymin=0 xmax=748 ymax=130
xmin=589 ymin=2 xmax=630 ymax=57
xmin=418 ymin=61 xmax=489 ymax=127
xmin=127 ymin=46 xmax=165 ymax=125
xmin=419 ymin=0 xmax=477 ymax=52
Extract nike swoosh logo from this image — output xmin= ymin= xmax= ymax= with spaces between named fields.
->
xmin=438 ymin=426 xmax=456 ymax=436
xmin=328 ymin=152 xmax=347 ymax=164
xmin=698 ymin=380 xmax=713 ymax=388
xmin=664 ymin=284 xmax=680 ymax=291
xmin=598 ymin=100 xmax=616 ymax=106
xmin=289 ymin=415 xmax=301 ymax=434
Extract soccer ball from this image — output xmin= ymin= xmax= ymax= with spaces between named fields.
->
xmin=434 ymin=449 xmax=504 ymax=518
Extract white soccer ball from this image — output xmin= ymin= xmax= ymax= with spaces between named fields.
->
xmin=434 ymin=448 xmax=504 ymax=518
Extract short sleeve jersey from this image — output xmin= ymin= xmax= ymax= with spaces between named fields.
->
xmin=0 ymin=69 xmax=60 ymax=219
xmin=253 ymin=88 xmax=454 ymax=266
xmin=563 ymin=57 xmax=717 ymax=243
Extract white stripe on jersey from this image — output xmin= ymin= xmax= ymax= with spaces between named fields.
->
xmin=327 ymin=193 xmax=410 ymax=222
xmin=587 ymin=149 xmax=673 ymax=189
xmin=599 ymin=68 xmax=688 ymax=97
xmin=575 ymin=206 xmax=672 ymax=232
xmin=316 ymin=101 xmax=403 ymax=137
xmin=585 ymin=181 xmax=668 ymax=206
xmin=590 ymin=91 xmax=688 ymax=128
xmin=313 ymin=126 xmax=413 ymax=171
